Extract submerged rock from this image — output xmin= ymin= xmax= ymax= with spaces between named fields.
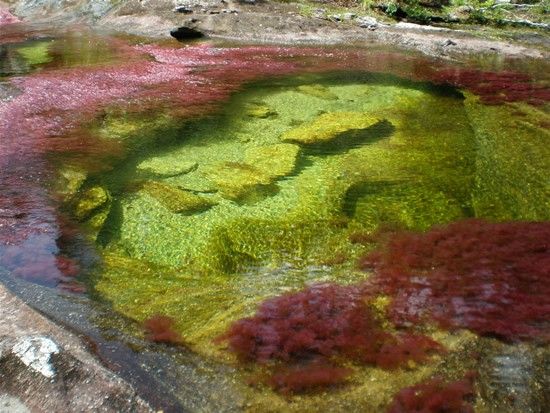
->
xmin=142 ymin=181 xmax=216 ymax=214
xmin=56 ymin=166 xmax=87 ymax=201
xmin=245 ymin=102 xmax=277 ymax=118
xmin=244 ymin=143 xmax=300 ymax=178
xmin=204 ymin=162 xmax=273 ymax=201
xmin=137 ymin=157 xmax=197 ymax=178
xmin=296 ymin=84 xmax=338 ymax=100
xmin=281 ymin=112 xmax=381 ymax=145
xmin=74 ymin=186 xmax=110 ymax=220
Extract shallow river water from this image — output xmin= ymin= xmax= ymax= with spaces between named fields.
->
xmin=1 ymin=26 xmax=549 ymax=412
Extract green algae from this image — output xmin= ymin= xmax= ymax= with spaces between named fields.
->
xmin=16 ymin=40 xmax=53 ymax=66
xmin=81 ymin=72 xmax=549 ymax=411
xmin=465 ymin=96 xmax=550 ymax=221
xmin=74 ymin=186 xmax=110 ymax=220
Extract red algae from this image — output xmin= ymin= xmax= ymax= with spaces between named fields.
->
xmin=218 ymin=283 xmax=444 ymax=393
xmin=0 ymin=8 xmax=20 ymax=26
xmin=386 ymin=373 xmax=476 ymax=413
xmin=432 ymin=68 xmax=550 ymax=106
xmin=143 ymin=315 xmax=185 ymax=345
xmin=361 ymin=219 xmax=550 ymax=342
xmin=268 ymin=362 xmax=352 ymax=395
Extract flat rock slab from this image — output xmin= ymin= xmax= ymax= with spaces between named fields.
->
xmin=0 ymin=283 xmax=153 ymax=413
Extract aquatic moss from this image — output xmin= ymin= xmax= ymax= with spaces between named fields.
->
xmin=465 ymin=97 xmax=550 ymax=221
xmin=296 ymin=84 xmax=339 ymax=101
xmin=16 ymin=41 xmax=53 ymax=66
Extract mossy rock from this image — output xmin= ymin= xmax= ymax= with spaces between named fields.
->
xmin=204 ymin=162 xmax=274 ymax=201
xmin=245 ymin=102 xmax=278 ymax=118
xmin=244 ymin=143 xmax=300 ymax=178
xmin=141 ymin=181 xmax=216 ymax=214
xmin=296 ymin=84 xmax=339 ymax=101
xmin=281 ymin=112 xmax=382 ymax=145
xmin=137 ymin=156 xmax=197 ymax=177
xmin=56 ymin=166 xmax=87 ymax=201
xmin=74 ymin=186 xmax=110 ymax=220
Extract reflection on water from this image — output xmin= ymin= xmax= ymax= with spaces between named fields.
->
xmin=0 ymin=28 xmax=549 ymax=412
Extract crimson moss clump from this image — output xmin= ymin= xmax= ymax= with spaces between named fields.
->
xmin=217 ymin=283 xmax=444 ymax=393
xmin=386 ymin=373 xmax=476 ymax=413
xmin=361 ymin=219 xmax=550 ymax=342
xmin=143 ymin=315 xmax=185 ymax=345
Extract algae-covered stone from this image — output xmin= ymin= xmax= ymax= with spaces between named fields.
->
xmin=142 ymin=181 xmax=216 ymax=214
xmin=244 ymin=143 xmax=300 ymax=178
xmin=297 ymin=84 xmax=338 ymax=100
xmin=204 ymin=162 xmax=273 ymax=200
xmin=56 ymin=166 xmax=87 ymax=201
xmin=74 ymin=186 xmax=110 ymax=220
xmin=137 ymin=156 xmax=197 ymax=177
xmin=245 ymin=102 xmax=277 ymax=119
xmin=281 ymin=112 xmax=381 ymax=145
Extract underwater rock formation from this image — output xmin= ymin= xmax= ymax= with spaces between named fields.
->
xmin=361 ymin=219 xmax=550 ymax=342
xmin=74 ymin=186 xmax=110 ymax=220
xmin=244 ymin=143 xmax=300 ymax=179
xmin=281 ymin=112 xmax=381 ymax=145
xmin=141 ymin=181 xmax=216 ymax=214
xmin=136 ymin=157 xmax=197 ymax=178
xmin=245 ymin=102 xmax=278 ymax=118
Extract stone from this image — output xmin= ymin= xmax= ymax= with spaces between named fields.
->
xmin=281 ymin=112 xmax=381 ymax=145
xmin=142 ymin=181 xmax=216 ymax=214
xmin=56 ymin=166 xmax=87 ymax=200
xmin=74 ymin=186 xmax=110 ymax=220
xmin=137 ymin=157 xmax=198 ymax=177
xmin=11 ymin=336 xmax=59 ymax=378
xmin=245 ymin=102 xmax=277 ymax=118
xmin=296 ymin=84 xmax=338 ymax=100
xmin=170 ymin=26 xmax=204 ymax=41
xmin=357 ymin=16 xmax=378 ymax=29
xmin=244 ymin=143 xmax=300 ymax=178
xmin=204 ymin=162 xmax=272 ymax=200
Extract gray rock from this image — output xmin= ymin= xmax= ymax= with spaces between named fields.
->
xmin=357 ymin=16 xmax=378 ymax=29
xmin=0 ymin=395 xmax=29 ymax=413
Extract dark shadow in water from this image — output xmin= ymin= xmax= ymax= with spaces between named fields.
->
xmin=341 ymin=180 xmax=405 ymax=218
xmin=299 ymin=119 xmax=395 ymax=157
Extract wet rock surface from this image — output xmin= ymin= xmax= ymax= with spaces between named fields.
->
xmin=0 ymin=282 xmax=153 ymax=413
xmin=1 ymin=0 xmax=546 ymax=59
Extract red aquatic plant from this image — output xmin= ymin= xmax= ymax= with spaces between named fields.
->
xmin=361 ymin=219 xmax=550 ymax=342
xmin=267 ymin=361 xmax=352 ymax=395
xmin=218 ymin=283 xmax=444 ymax=367
xmin=432 ymin=68 xmax=550 ymax=106
xmin=143 ymin=315 xmax=184 ymax=345
xmin=0 ymin=8 xmax=20 ymax=26
xmin=387 ymin=373 xmax=476 ymax=413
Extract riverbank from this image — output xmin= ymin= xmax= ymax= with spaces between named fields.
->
xmin=1 ymin=0 xmax=548 ymax=59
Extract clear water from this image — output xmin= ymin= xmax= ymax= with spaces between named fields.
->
xmin=1 ymin=29 xmax=548 ymax=412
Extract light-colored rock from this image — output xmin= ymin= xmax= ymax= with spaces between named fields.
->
xmin=11 ymin=336 xmax=59 ymax=378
